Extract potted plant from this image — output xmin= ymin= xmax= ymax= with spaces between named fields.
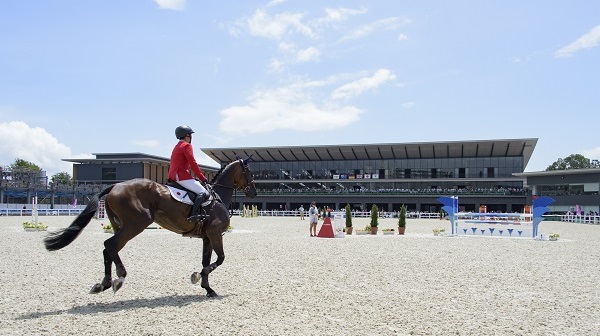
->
xmin=370 ymin=204 xmax=379 ymax=235
xmin=398 ymin=204 xmax=406 ymax=235
xmin=23 ymin=221 xmax=47 ymax=231
xmin=345 ymin=203 xmax=353 ymax=235
xmin=382 ymin=228 xmax=395 ymax=235
xmin=356 ymin=224 xmax=371 ymax=235
xmin=433 ymin=228 xmax=446 ymax=236
xmin=549 ymin=233 xmax=560 ymax=241
xmin=102 ymin=222 xmax=114 ymax=233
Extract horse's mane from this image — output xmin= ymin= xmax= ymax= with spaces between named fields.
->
xmin=210 ymin=160 xmax=238 ymax=184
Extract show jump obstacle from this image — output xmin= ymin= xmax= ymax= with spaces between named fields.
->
xmin=317 ymin=212 xmax=345 ymax=238
xmin=438 ymin=196 xmax=555 ymax=239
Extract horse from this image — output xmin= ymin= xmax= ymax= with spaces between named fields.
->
xmin=44 ymin=157 xmax=257 ymax=297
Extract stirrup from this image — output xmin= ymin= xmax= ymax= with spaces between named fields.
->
xmin=188 ymin=213 xmax=206 ymax=223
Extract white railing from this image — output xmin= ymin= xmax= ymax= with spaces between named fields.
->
xmin=0 ymin=208 xmax=83 ymax=216
xmin=234 ymin=209 xmax=441 ymax=219
xmin=560 ymin=214 xmax=600 ymax=225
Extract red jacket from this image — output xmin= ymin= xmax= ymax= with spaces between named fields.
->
xmin=168 ymin=141 xmax=206 ymax=182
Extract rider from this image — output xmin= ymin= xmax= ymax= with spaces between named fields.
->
xmin=169 ymin=125 xmax=210 ymax=223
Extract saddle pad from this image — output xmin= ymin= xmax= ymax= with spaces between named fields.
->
xmin=167 ymin=186 xmax=193 ymax=205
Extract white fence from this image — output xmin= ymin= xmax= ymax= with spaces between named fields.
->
xmin=235 ymin=209 xmax=441 ymax=219
xmin=0 ymin=208 xmax=83 ymax=216
xmin=559 ymin=214 xmax=600 ymax=225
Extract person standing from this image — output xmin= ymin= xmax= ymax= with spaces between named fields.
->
xmin=308 ymin=201 xmax=318 ymax=236
xmin=169 ymin=125 xmax=209 ymax=223
xmin=299 ymin=205 xmax=305 ymax=220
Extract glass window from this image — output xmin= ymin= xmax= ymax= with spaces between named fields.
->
xmin=102 ymin=168 xmax=116 ymax=180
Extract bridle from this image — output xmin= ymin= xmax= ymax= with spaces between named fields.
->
xmin=211 ymin=160 xmax=255 ymax=195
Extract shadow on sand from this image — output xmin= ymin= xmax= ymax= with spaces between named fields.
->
xmin=17 ymin=293 xmax=229 ymax=320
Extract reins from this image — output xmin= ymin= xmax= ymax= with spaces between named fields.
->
xmin=209 ymin=161 xmax=255 ymax=218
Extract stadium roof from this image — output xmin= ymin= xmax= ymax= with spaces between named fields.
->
xmin=203 ymin=138 xmax=538 ymax=166
xmin=62 ymin=153 xmax=218 ymax=171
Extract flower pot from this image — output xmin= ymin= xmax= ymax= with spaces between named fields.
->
xmin=370 ymin=227 xmax=378 ymax=235
xmin=397 ymin=227 xmax=405 ymax=235
xmin=382 ymin=230 xmax=395 ymax=235
xmin=346 ymin=227 xmax=353 ymax=235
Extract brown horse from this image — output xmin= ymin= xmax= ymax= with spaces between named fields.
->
xmin=44 ymin=157 xmax=257 ymax=297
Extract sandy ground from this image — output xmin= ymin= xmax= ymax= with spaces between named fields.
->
xmin=0 ymin=215 xmax=599 ymax=336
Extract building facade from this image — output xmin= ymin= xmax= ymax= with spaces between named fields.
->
xmin=203 ymin=138 xmax=537 ymax=213
xmin=515 ymin=169 xmax=600 ymax=214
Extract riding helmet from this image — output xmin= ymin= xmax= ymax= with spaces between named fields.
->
xmin=175 ymin=125 xmax=194 ymax=139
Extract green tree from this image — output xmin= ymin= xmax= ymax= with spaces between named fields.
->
xmin=51 ymin=172 xmax=73 ymax=185
xmin=398 ymin=204 xmax=406 ymax=228
xmin=10 ymin=158 xmax=41 ymax=171
xmin=345 ymin=203 xmax=352 ymax=228
xmin=370 ymin=204 xmax=379 ymax=227
xmin=546 ymin=154 xmax=599 ymax=170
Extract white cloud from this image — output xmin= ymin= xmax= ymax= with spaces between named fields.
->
xmin=268 ymin=58 xmax=284 ymax=72
xmin=317 ymin=7 xmax=367 ymax=25
xmin=295 ymin=46 xmax=320 ymax=62
xmin=582 ymin=147 xmax=600 ymax=160
xmin=555 ymin=24 xmax=600 ymax=58
xmin=153 ymin=0 xmax=185 ymax=11
xmin=398 ymin=33 xmax=408 ymax=41
xmin=219 ymin=78 xmax=364 ymax=135
xmin=402 ymin=102 xmax=416 ymax=109
xmin=247 ymin=9 xmax=316 ymax=40
xmin=0 ymin=121 xmax=80 ymax=177
xmin=331 ymin=69 xmax=396 ymax=100
xmin=339 ymin=16 xmax=412 ymax=42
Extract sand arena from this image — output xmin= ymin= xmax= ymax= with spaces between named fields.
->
xmin=1 ymin=215 xmax=599 ymax=335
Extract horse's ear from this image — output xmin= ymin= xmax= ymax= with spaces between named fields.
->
xmin=243 ymin=154 xmax=253 ymax=166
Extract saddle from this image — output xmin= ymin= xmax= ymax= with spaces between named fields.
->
xmin=165 ymin=179 xmax=220 ymax=238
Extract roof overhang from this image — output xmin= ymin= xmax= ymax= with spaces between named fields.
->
xmin=203 ymin=138 xmax=538 ymax=166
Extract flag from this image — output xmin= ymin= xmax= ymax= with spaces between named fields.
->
xmin=72 ymin=198 xmax=77 ymax=208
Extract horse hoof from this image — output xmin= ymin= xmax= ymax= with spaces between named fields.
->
xmin=206 ymin=291 xmax=218 ymax=298
xmin=112 ymin=277 xmax=125 ymax=293
xmin=89 ymin=283 xmax=105 ymax=294
xmin=191 ymin=272 xmax=201 ymax=284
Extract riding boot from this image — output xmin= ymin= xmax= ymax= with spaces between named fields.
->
xmin=188 ymin=193 xmax=208 ymax=223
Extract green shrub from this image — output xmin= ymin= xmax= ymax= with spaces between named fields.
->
xmin=345 ymin=203 xmax=352 ymax=228
xmin=398 ymin=204 xmax=406 ymax=228
xmin=370 ymin=204 xmax=379 ymax=227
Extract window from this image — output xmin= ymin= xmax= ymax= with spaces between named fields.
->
xmin=102 ymin=168 xmax=116 ymax=180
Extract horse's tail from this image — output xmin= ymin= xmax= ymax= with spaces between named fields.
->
xmin=44 ymin=185 xmax=115 ymax=251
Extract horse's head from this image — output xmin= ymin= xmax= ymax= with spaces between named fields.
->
xmin=234 ymin=155 xmax=257 ymax=198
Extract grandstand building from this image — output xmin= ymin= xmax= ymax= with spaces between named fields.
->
xmin=203 ymin=138 xmax=537 ymax=213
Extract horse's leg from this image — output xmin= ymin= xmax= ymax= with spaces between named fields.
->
xmin=191 ymin=237 xmax=217 ymax=296
xmin=89 ymin=249 xmax=113 ymax=294
xmin=202 ymin=236 xmax=225 ymax=297
xmin=102 ymin=225 xmax=146 ymax=293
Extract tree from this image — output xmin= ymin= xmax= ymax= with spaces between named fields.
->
xmin=51 ymin=172 xmax=73 ymax=185
xmin=345 ymin=203 xmax=352 ymax=228
xmin=10 ymin=158 xmax=41 ymax=171
xmin=546 ymin=154 xmax=599 ymax=171
xmin=398 ymin=204 xmax=406 ymax=228
xmin=370 ymin=204 xmax=379 ymax=228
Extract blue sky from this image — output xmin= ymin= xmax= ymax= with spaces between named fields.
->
xmin=1 ymin=0 xmax=600 ymax=177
